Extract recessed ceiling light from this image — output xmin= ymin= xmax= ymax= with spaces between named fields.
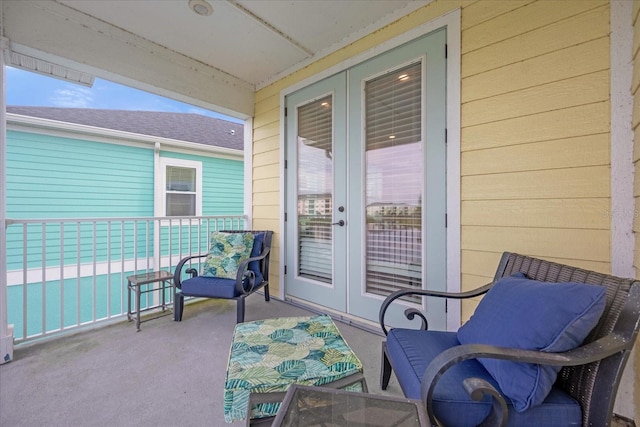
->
xmin=189 ymin=0 xmax=213 ymax=16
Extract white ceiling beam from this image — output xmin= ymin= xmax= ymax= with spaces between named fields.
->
xmin=226 ymin=0 xmax=314 ymax=57
xmin=2 ymin=0 xmax=255 ymax=118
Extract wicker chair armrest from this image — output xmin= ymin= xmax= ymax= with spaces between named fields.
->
xmin=379 ymin=283 xmax=494 ymax=335
xmin=173 ymin=253 xmax=208 ymax=288
xmin=420 ymin=333 xmax=630 ymax=427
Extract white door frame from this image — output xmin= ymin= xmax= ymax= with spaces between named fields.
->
xmin=278 ymin=9 xmax=461 ymax=330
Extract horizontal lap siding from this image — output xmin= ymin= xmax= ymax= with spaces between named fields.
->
xmin=7 ymin=131 xmax=154 ymax=218
xmin=460 ymin=0 xmax=611 ymax=320
xmin=253 ymin=92 xmax=282 ymax=294
xmin=252 ymin=0 xmax=611 ymax=310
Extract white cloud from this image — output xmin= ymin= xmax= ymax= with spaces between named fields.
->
xmin=49 ymin=87 xmax=94 ymax=108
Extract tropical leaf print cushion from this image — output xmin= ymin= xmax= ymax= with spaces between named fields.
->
xmin=201 ymin=232 xmax=254 ymax=279
xmin=223 ymin=315 xmax=365 ymax=422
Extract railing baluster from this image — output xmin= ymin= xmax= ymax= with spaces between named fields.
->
xmin=133 ymin=221 xmax=138 ymax=275
xmin=22 ymin=224 xmax=27 ymax=340
xmin=146 ymin=220 xmax=150 ymax=273
xmin=178 ymin=218 xmax=182 ymax=258
xmin=107 ymin=220 xmax=112 ymax=319
xmin=41 ymin=223 xmax=46 ymax=337
xmin=60 ymin=222 xmax=64 ymax=331
xmin=188 ymin=218 xmax=193 ymax=261
xmin=6 ymin=215 xmax=246 ymax=343
xmin=76 ymin=222 xmax=81 ymax=327
xmin=92 ymin=221 xmax=97 ymax=323
xmin=120 ymin=221 xmax=125 ymax=316
xmin=168 ymin=218 xmax=173 ymax=271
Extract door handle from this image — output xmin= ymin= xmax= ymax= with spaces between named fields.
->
xmin=332 ymin=220 xmax=345 ymax=226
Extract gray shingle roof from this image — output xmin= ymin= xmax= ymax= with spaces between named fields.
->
xmin=6 ymin=106 xmax=244 ymax=150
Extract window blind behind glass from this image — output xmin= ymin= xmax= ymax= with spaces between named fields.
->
xmin=364 ymin=62 xmax=423 ymax=301
xmin=297 ymin=95 xmax=333 ymax=283
xmin=166 ymin=166 xmax=196 ymax=216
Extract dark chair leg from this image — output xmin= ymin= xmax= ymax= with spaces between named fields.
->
xmin=237 ymin=297 xmax=246 ymax=323
xmin=174 ymin=293 xmax=184 ymax=321
xmin=264 ymin=283 xmax=270 ymax=301
xmin=381 ymin=341 xmax=392 ymax=390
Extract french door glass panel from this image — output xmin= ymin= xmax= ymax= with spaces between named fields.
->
xmin=365 ymin=62 xmax=423 ymax=302
xmin=297 ymin=95 xmax=333 ymax=283
xmin=348 ymin=28 xmax=447 ymax=328
xmin=285 ymin=73 xmax=347 ymax=312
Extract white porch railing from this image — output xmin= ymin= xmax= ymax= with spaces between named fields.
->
xmin=5 ymin=215 xmax=247 ymax=343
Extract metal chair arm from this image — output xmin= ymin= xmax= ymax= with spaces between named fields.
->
xmin=379 ymin=283 xmax=494 ymax=335
xmin=233 ymin=246 xmax=272 ymax=295
xmin=173 ymin=253 xmax=208 ymax=288
xmin=420 ymin=333 xmax=630 ymax=427
xmin=462 ymin=377 xmax=508 ymax=427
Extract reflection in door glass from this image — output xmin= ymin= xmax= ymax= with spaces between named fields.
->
xmin=365 ymin=62 xmax=422 ymax=301
xmin=297 ymin=95 xmax=333 ymax=283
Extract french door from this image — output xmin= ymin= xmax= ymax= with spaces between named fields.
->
xmin=285 ymin=73 xmax=348 ymax=311
xmin=285 ymin=28 xmax=447 ymax=328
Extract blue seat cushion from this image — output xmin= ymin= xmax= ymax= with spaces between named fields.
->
xmin=180 ymin=276 xmax=240 ymax=299
xmin=457 ymin=273 xmax=606 ymax=411
xmin=386 ymin=329 xmax=582 ymax=427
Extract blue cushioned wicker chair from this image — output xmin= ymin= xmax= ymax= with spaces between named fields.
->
xmin=379 ymin=252 xmax=640 ymax=427
xmin=173 ymin=230 xmax=272 ymax=323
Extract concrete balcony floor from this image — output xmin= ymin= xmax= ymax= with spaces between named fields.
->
xmin=0 ymin=296 xmax=404 ymax=426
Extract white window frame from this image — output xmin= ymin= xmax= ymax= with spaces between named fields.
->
xmin=156 ymin=157 xmax=203 ymax=217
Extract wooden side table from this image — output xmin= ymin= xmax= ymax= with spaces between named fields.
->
xmin=127 ymin=270 xmax=174 ymax=331
xmin=272 ymin=384 xmax=429 ymax=427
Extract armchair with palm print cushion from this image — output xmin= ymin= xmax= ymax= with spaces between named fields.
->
xmin=173 ymin=230 xmax=272 ymax=323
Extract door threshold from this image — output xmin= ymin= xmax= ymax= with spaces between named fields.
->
xmin=284 ymin=296 xmax=384 ymax=337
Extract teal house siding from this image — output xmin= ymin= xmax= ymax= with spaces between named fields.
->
xmin=7 ymin=130 xmax=155 ymax=218
xmin=6 ymin=130 xmax=156 ymax=273
xmin=5 ymin=113 xmax=245 ymax=340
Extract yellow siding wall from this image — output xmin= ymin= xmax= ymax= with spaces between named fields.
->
xmin=253 ymin=0 xmax=612 ymax=308
xmin=460 ymin=0 xmax=611 ymax=319
xmin=632 ymin=0 xmax=640 ymax=422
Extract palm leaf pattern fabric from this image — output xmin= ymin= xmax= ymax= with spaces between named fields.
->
xmin=223 ymin=315 xmax=365 ymax=422
xmin=202 ymin=232 xmax=254 ymax=279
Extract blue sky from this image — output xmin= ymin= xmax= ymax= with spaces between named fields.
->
xmin=6 ymin=66 xmax=242 ymax=123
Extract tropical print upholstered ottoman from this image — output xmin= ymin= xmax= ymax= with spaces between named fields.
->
xmin=223 ymin=314 xmax=367 ymax=423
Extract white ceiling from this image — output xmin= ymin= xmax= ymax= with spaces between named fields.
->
xmin=56 ymin=0 xmax=428 ymax=89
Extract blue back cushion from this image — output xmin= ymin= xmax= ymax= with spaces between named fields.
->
xmin=457 ymin=272 xmax=606 ymax=412
xmin=248 ymin=232 xmax=265 ymax=284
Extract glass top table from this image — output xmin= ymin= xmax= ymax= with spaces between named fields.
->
xmin=271 ymin=384 xmax=428 ymax=427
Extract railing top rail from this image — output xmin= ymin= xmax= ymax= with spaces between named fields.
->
xmin=6 ymin=215 xmax=248 ymax=225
